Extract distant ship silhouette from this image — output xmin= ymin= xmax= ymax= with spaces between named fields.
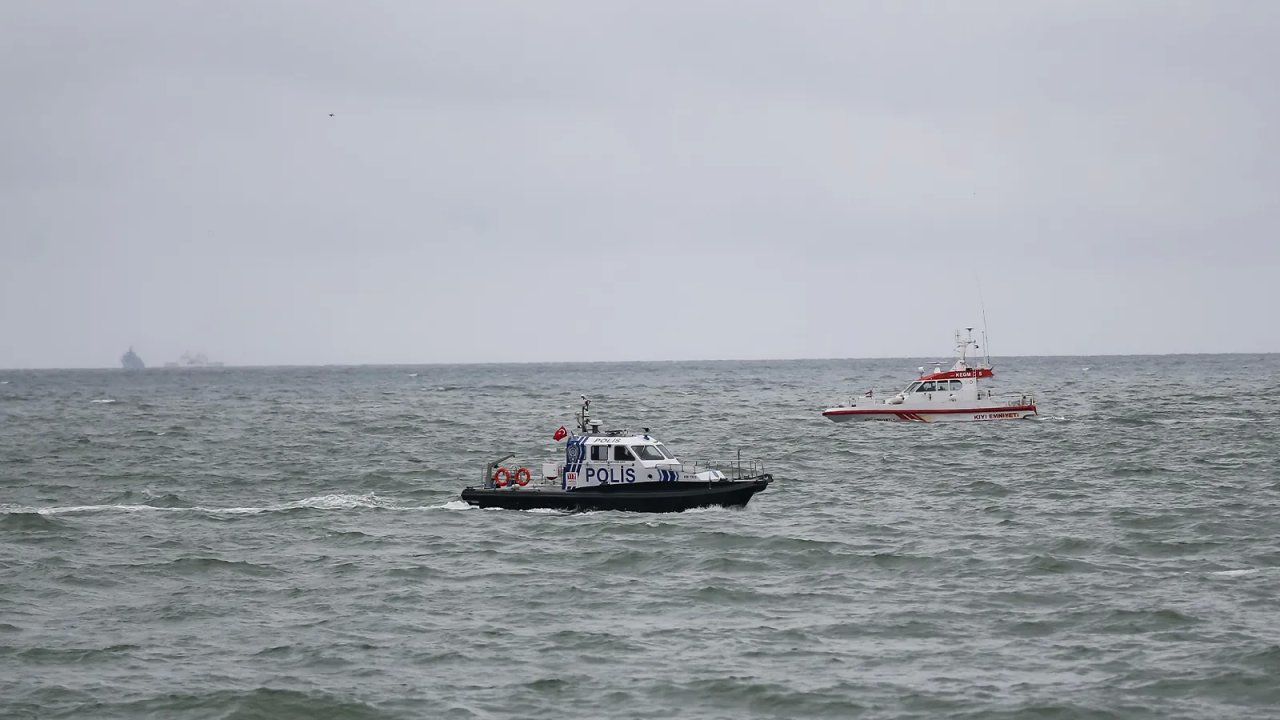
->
xmin=121 ymin=347 xmax=145 ymax=370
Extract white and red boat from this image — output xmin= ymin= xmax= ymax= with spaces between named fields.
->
xmin=822 ymin=329 xmax=1037 ymax=423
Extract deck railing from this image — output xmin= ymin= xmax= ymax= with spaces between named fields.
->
xmin=838 ymin=390 xmax=1035 ymax=408
xmin=674 ymin=458 xmax=767 ymax=481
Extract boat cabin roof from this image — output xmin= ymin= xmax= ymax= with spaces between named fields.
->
xmin=575 ymin=433 xmax=659 ymax=445
xmin=569 ymin=431 xmax=679 ymax=462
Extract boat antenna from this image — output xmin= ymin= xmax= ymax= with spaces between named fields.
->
xmin=978 ymin=282 xmax=991 ymax=367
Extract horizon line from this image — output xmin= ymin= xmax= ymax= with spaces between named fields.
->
xmin=2 ymin=350 xmax=1276 ymax=372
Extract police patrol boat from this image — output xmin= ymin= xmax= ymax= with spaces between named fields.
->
xmin=461 ymin=397 xmax=772 ymax=512
xmin=822 ymin=328 xmax=1037 ymax=423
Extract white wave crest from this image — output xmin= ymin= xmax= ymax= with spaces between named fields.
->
xmin=286 ymin=493 xmax=397 ymax=511
xmin=90 ymin=398 xmax=117 ymax=404
xmin=199 ymin=493 xmax=400 ymax=515
xmin=0 ymin=503 xmax=178 ymax=515
xmin=1211 ymin=568 xmax=1263 ymax=577
xmin=428 ymin=500 xmax=473 ymax=510
xmin=680 ymin=505 xmax=731 ymax=514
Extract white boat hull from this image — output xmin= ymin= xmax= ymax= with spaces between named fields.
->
xmin=822 ymin=404 xmax=1037 ymax=423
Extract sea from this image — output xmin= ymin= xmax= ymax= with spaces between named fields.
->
xmin=2 ymin=355 xmax=1278 ymax=720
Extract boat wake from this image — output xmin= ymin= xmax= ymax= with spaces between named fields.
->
xmin=0 ymin=494 xmax=468 ymax=517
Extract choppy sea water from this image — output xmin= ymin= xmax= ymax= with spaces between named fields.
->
xmin=2 ymin=355 xmax=1278 ymax=719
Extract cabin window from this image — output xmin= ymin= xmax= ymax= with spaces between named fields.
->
xmin=949 ymin=380 xmax=962 ymax=391
xmin=590 ymin=445 xmax=609 ymax=461
xmin=613 ymin=445 xmax=636 ymax=461
xmin=655 ymin=444 xmax=674 ymax=459
xmin=631 ymin=445 xmax=666 ymax=461
xmin=917 ymin=381 xmax=935 ymax=392
xmin=904 ymin=382 xmax=920 ymax=394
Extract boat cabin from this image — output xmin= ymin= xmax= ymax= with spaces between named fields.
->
xmin=549 ymin=431 xmax=686 ymax=490
xmin=895 ymin=375 xmax=987 ymax=402
xmin=576 ymin=435 xmax=679 ymax=465
xmin=886 ymin=330 xmax=998 ymax=405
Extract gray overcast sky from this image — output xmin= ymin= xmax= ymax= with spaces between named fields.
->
xmin=2 ymin=1 xmax=1277 ymax=368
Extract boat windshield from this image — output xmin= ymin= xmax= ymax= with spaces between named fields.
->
xmin=904 ymin=382 xmax=920 ymax=394
xmin=656 ymin=443 xmax=675 ymax=459
xmin=631 ymin=445 xmax=666 ymax=461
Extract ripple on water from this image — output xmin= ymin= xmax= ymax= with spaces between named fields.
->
xmin=119 ymin=557 xmax=284 ymax=578
xmin=33 ymin=688 xmax=395 ymax=720
xmin=0 ymin=512 xmax=69 ymax=532
xmin=1086 ymin=607 xmax=1202 ymax=635
xmin=654 ymin=677 xmax=869 ymax=719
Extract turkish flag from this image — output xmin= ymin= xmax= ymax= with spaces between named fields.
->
xmin=553 ymin=426 xmax=568 ymax=441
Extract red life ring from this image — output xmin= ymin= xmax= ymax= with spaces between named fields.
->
xmin=514 ymin=467 xmax=532 ymax=486
xmin=493 ymin=467 xmax=511 ymax=487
